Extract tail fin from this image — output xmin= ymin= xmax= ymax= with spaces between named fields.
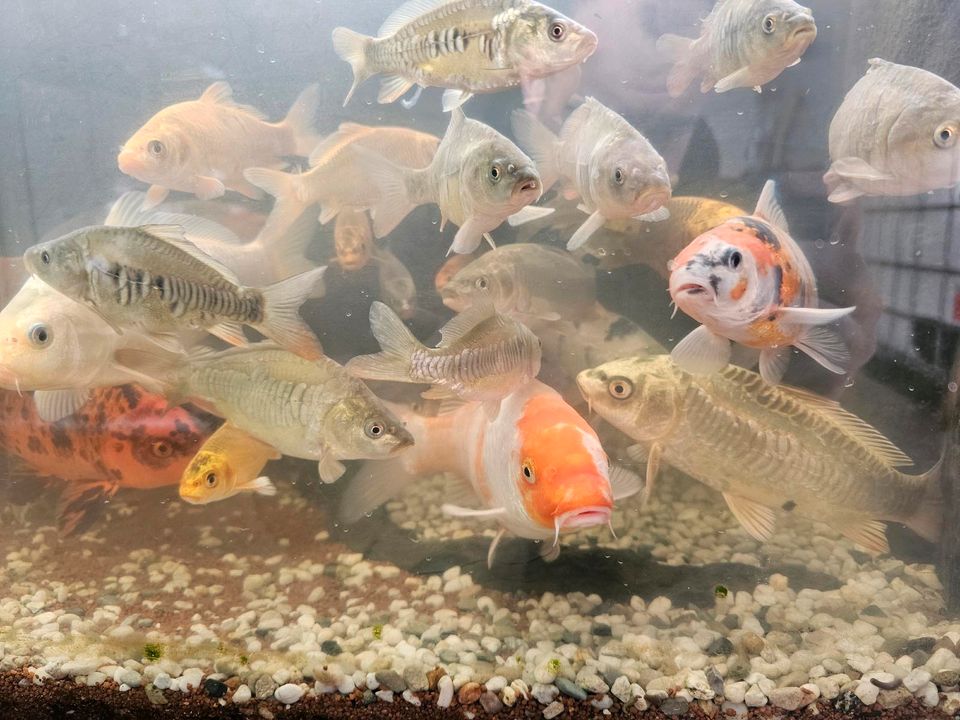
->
xmin=256 ymin=267 xmax=326 ymax=360
xmin=904 ymin=458 xmax=943 ymax=543
xmin=656 ymin=34 xmax=698 ymax=97
xmin=244 ymin=167 xmax=309 ymax=246
xmin=282 ymin=84 xmax=321 ymax=157
xmin=511 ymin=110 xmax=560 ymax=190
xmin=350 ymin=145 xmax=419 ymax=238
xmin=344 ymin=301 xmax=420 ymax=381
xmin=332 ymin=27 xmax=374 ymax=107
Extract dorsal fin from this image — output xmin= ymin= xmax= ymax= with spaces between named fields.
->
xmin=139 ymin=225 xmax=242 ymax=285
xmin=779 ymin=384 xmax=914 ymax=468
xmin=753 ymin=180 xmax=790 ymax=234
xmin=199 ymin=81 xmax=234 ymax=105
xmin=437 ymin=302 xmax=496 ymax=347
xmin=378 ymin=0 xmax=468 ymax=37
xmin=198 ymin=81 xmax=268 ymax=120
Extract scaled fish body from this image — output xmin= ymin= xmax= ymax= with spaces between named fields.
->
xmin=347 ymin=301 xmax=542 ymax=413
xmin=117 ymin=82 xmax=320 ymax=209
xmin=657 ymin=0 xmax=816 ymax=97
xmin=24 ymin=224 xmax=325 ymax=360
xmin=331 ymin=0 xmax=598 ymax=111
xmin=825 ymin=59 xmax=960 ymax=203
xmin=512 ymin=98 xmax=672 ymax=250
xmin=0 ymin=385 xmax=217 ymax=534
xmin=179 ymin=423 xmax=280 ymax=504
xmin=668 ymin=181 xmax=855 ymax=385
xmin=351 ymin=109 xmax=546 ymax=254
xmin=577 ymin=356 xmax=941 ymax=554
xmin=373 ymin=246 xmax=418 ymax=320
xmin=245 ymin=124 xmax=440 ymax=243
xmin=133 ymin=344 xmax=413 ymax=483
xmin=440 ymin=242 xmax=596 ymax=322
xmin=341 ymin=380 xmax=641 ymax=566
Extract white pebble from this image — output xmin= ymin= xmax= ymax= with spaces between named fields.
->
xmin=402 ymin=689 xmax=421 ymax=706
xmin=275 ymin=683 xmax=304 ymax=704
xmin=904 ymin=669 xmax=932 ymax=693
xmin=744 ymin=684 xmax=767 ymax=707
xmin=376 ymin=689 xmax=395 ymax=703
xmin=854 ymin=681 xmax=879 ymax=706
xmin=232 ymin=685 xmax=251 ymax=704
xmin=153 ymin=673 xmax=171 ymax=690
xmin=437 ymin=675 xmax=454 ymax=708
xmin=919 ymin=682 xmax=940 ymax=707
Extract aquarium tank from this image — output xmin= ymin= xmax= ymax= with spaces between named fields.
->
xmin=2 ymin=0 xmax=960 ymax=717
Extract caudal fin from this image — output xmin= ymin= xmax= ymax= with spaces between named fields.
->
xmin=345 ymin=301 xmax=420 ymax=381
xmin=282 ymin=84 xmax=321 ymax=157
xmin=256 ymin=266 xmax=326 ymax=360
xmin=332 ymin=27 xmax=374 ymax=107
xmin=244 ymin=167 xmax=309 ymax=245
xmin=511 ymin=110 xmax=560 ymax=190
xmin=351 ymin=145 xmax=419 ymax=238
xmin=656 ymin=34 xmax=698 ymax=97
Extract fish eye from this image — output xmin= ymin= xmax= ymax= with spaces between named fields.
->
xmin=490 ymin=164 xmax=501 ymax=182
xmin=475 ymin=276 xmax=488 ymax=290
xmin=521 ymin=459 xmax=536 ymax=484
xmin=762 ymin=15 xmax=776 ymax=33
xmin=204 ymin=472 xmax=218 ymax=488
xmin=27 ymin=323 xmax=51 ymax=347
xmin=549 ymin=21 xmax=566 ymax=41
xmin=40 ymin=250 xmax=51 ymax=265
xmin=935 ymin=123 xmax=957 ymax=149
xmin=148 ymin=140 xmax=165 ymax=156
xmin=614 ymin=167 xmax=625 ymax=185
xmin=728 ymin=251 xmax=743 ymax=269
xmin=608 ymin=378 xmax=634 ymax=400
xmin=365 ymin=419 xmax=385 ymax=439
xmin=151 ymin=440 xmax=172 ymax=458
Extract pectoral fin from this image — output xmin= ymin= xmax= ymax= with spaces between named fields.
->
xmin=758 ymin=346 xmax=791 ymax=385
xmin=670 ymin=325 xmax=731 ymax=375
xmin=713 ymin=66 xmax=757 ymax=93
xmin=722 ymin=492 xmax=776 ymax=542
xmin=318 ymin=451 xmax=346 ymax=484
xmin=448 ymin=217 xmax=488 ymax=255
xmin=566 ymin=211 xmax=607 ymax=251
xmin=57 ymin=479 xmax=119 ymax=536
xmin=645 ymin=443 xmax=662 ymax=503
xmin=610 ymin=465 xmax=644 ymax=501
xmin=194 ymin=176 xmax=226 ymax=201
xmin=441 ymin=504 xmax=506 ymax=519
xmin=635 ymin=206 xmax=670 ymax=223
xmin=33 ymin=389 xmax=89 ymax=423
xmin=506 ymin=206 xmax=556 ymax=226
xmin=840 ymin=519 xmax=889 ymax=554
xmin=441 ymin=88 xmax=474 ymax=112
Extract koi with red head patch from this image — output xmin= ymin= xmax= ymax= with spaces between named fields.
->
xmin=0 ymin=384 xmax=218 ymax=534
xmin=668 ymin=180 xmax=856 ymax=385
xmin=339 ymin=380 xmax=642 ymax=567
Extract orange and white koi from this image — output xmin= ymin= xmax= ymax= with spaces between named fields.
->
xmin=340 ymin=380 xmax=641 ymax=566
xmin=668 ymin=180 xmax=855 ymax=385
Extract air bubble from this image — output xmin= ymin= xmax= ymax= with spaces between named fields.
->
xmin=719 ymin=192 xmax=729 ymax=198
xmin=843 ymin=377 xmax=855 ymax=388
xmin=814 ymin=239 xmax=825 ymax=249
xmin=949 ymin=382 xmax=958 ymax=393
xmin=256 ymin=44 xmax=265 ymax=54
xmin=829 ymin=238 xmax=839 ymax=245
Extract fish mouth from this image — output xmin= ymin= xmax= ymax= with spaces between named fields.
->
xmin=512 ymin=174 xmax=542 ymax=201
xmin=178 ymin=491 xmax=206 ymax=505
xmin=576 ymin=29 xmax=599 ymax=58
xmin=675 ymin=282 xmax=709 ymax=296
xmin=552 ymin=506 xmax=612 ymax=547
xmin=389 ymin=430 xmax=415 ymax=453
xmin=634 ymin=188 xmax=671 ymax=215
xmin=117 ymin=150 xmax=143 ymax=176
xmin=788 ymin=19 xmax=817 ymax=43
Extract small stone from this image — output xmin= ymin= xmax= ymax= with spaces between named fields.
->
xmin=901 ymin=637 xmax=937 ymax=654
xmin=877 ymin=687 xmax=913 ymax=708
xmin=402 ymin=689 xmax=421 ymax=706
xmin=437 ymin=675 xmax=454 ymax=708
xmin=459 ymin=681 xmax=482 ymax=704
xmin=904 ymin=668 xmax=931 ymax=692
xmin=725 ymin=681 xmax=748 ymax=704
xmin=542 ymin=700 xmax=565 ymax=719
xmin=741 ymin=632 xmax=764 ymax=655
xmin=438 ymin=649 xmax=459 ymax=664
xmin=153 ymin=673 xmax=171 ymax=691
xmin=660 ymin=697 xmax=689 ymax=716
xmin=857 ymin=680 xmax=880 ymax=705
xmin=744 ymin=684 xmax=766 ymax=707
xmin=275 ymin=683 xmax=304 ymax=704
xmin=721 ymin=701 xmax=748 ymax=719
xmin=145 ymin=684 xmax=167 ymax=705
xmin=320 ymin=640 xmax=343 ymax=656
xmin=934 ymin=669 xmax=960 ymax=687
xmin=115 ymin=668 xmax=141 ymax=688
xmin=485 ymin=676 xmax=507 ymax=694
xmin=203 ymin=679 xmax=228 ymax=698
xmin=706 ymin=667 xmax=724 ymax=697
xmin=611 ymin=676 xmax=631 ymax=704
xmin=255 ymin=675 xmax=277 ymax=700
xmin=502 ymin=686 xmax=518 ymax=706
xmin=834 ymin=689 xmax=862 ymax=713
xmin=926 ymin=648 xmax=960 ymax=674
xmin=685 ymin=670 xmax=714 ymax=700
xmin=869 ymin=672 xmax=899 ymax=690
xmin=480 ymin=690 xmax=503 ymax=714
xmin=232 ymin=685 xmax=252 ymax=704
xmin=590 ymin=694 xmax=613 ymax=710
xmin=532 ymin=683 xmax=560 ymax=705
xmin=556 ymin=677 xmax=587 ymax=700
xmin=403 ymin=665 xmax=429 ymax=692
xmin=361 ymin=689 xmax=376 ymax=705
xmin=942 ymin=691 xmax=960 ymax=714
xmin=707 ymin=637 xmax=734 ymax=656
xmin=918 ymin=682 xmax=939 ymax=707
xmin=375 ymin=670 xmax=405 ymax=693
xmin=591 ymin=623 xmax=612 ymax=637
xmin=575 ymin=669 xmax=608 ymax=695
xmin=375 ymin=690 xmax=394 ymax=703
xmin=768 ymin=686 xmax=804 ymax=710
